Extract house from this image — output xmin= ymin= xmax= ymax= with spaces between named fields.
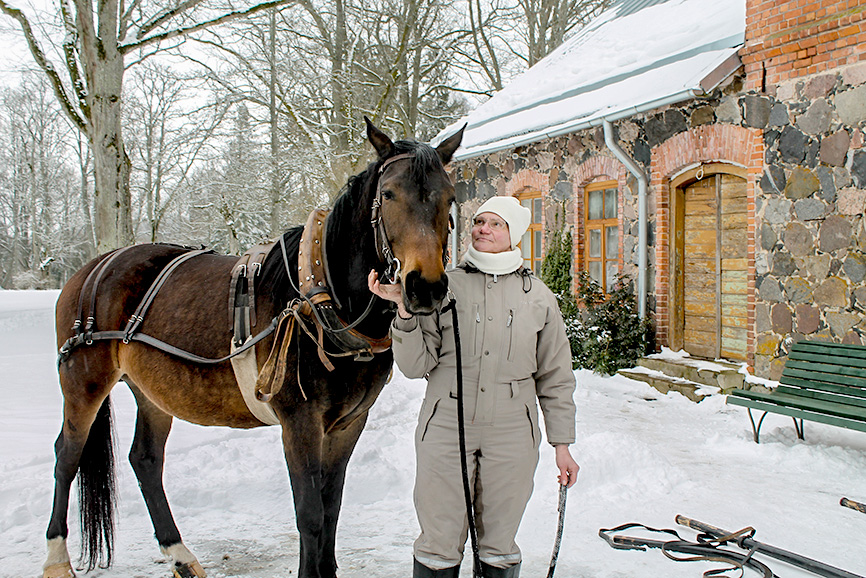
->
xmin=438 ymin=0 xmax=866 ymax=379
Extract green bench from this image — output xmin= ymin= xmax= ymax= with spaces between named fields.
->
xmin=727 ymin=341 xmax=866 ymax=443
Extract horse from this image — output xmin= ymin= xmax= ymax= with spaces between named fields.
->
xmin=42 ymin=119 xmax=464 ymax=578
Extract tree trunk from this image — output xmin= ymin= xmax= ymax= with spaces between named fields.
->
xmin=90 ymin=56 xmax=133 ymax=253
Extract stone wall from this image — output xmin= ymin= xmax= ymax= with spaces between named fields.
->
xmin=752 ymin=66 xmax=866 ymax=379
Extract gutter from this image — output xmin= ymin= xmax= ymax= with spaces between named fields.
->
xmin=454 ymin=88 xmax=705 ymax=161
xmin=603 ymin=118 xmax=648 ymax=320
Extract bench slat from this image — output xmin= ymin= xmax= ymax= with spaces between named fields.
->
xmin=776 ymin=385 xmax=866 ymax=410
xmin=791 ymin=342 xmax=866 ymax=357
xmin=727 ymin=396 xmax=866 ymax=434
xmin=787 ymin=352 xmax=866 ymax=372
xmin=782 ymin=366 xmax=866 ymax=390
xmin=729 ymin=389 xmax=866 ymax=421
xmin=776 ymin=376 xmax=866 ymax=399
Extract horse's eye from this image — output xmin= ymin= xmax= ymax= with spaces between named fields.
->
xmin=382 ymin=190 xmax=395 ymax=200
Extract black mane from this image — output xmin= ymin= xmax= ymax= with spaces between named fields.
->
xmin=260 ymin=139 xmax=443 ymax=325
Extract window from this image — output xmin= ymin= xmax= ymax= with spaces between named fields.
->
xmin=584 ymin=181 xmax=618 ymax=292
xmin=519 ymin=192 xmax=543 ymax=275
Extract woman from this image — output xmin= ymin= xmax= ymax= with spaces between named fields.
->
xmin=368 ymin=196 xmax=579 ymax=578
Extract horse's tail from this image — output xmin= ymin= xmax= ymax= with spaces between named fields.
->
xmin=78 ymin=396 xmax=117 ymax=571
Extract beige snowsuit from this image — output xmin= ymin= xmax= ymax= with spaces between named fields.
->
xmin=392 ymin=265 xmax=576 ymax=570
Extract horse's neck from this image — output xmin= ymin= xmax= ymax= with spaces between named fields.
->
xmin=325 ymin=187 xmax=392 ymax=333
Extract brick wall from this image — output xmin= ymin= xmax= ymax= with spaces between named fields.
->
xmin=744 ymin=0 xmax=866 ymax=91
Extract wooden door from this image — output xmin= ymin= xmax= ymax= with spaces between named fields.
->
xmin=680 ymin=173 xmax=747 ymax=361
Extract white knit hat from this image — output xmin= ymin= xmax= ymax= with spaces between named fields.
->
xmin=473 ymin=196 xmax=532 ymax=249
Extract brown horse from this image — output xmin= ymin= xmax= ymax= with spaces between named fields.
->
xmin=42 ymin=120 xmax=463 ymax=578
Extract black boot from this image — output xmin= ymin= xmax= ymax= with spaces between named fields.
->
xmin=413 ymin=558 xmax=460 ymax=578
xmin=477 ymin=561 xmax=521 ymax=578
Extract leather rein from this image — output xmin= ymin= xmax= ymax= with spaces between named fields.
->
xmin=57 ymin=154 xmax=415 ymax=372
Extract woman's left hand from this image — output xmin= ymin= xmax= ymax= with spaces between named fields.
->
xmin=554 ymin=445 xmax=579 ymax=488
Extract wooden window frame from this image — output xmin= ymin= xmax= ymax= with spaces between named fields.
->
xmin=584 ymin=180 xmax=619 ymax=293
xmin=517 ymin=191 xmax=543 ymax=275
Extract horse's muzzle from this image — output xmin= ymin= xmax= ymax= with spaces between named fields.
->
xmin=404 ymin=270 xmax=448 ymax=315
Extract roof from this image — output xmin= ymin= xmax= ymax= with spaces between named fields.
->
xmin=438 ymin=0 xmax=746 ymax=160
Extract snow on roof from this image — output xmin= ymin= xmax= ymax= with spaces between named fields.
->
xmin=439 ymin=0 xmax=746 ymax=160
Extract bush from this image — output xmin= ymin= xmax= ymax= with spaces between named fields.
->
xmin=568 ymin=272 xmax=654 ymax=375
xmin=539 ymin=222 xmax=653 ymax=374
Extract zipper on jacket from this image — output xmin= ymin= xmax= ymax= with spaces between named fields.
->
xmin=506 ymin=308 xmax=515 ymax=361
xmin=472 ymin=303 xmax=480 ymax=356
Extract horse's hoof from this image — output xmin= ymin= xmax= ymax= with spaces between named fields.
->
xmin=43 ymin=562 xmax=75 ymax=578
xmin=172 ymin=560 xmax=206 ymax=578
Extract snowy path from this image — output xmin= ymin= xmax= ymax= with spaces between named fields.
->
xmin=1 ymin=290 xmax=864 ymax=578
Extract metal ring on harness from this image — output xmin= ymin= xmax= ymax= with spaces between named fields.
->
xmin=385 ymin=257 xmax=401 ymax=284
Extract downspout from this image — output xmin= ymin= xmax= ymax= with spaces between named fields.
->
xmin=603 ymin=119 xmax=647 ymax=319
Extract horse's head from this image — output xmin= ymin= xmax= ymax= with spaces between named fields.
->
xmin=366 ymin=118 xmax=464 ymax=315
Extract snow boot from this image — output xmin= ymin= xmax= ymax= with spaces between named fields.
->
xmin=477 ymin=561 xmax=521 ymax=578
xmin=413 ymin=559 xmax=460 ymax=578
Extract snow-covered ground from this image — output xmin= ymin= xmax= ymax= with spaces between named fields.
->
xmin=1 ymin=290 xmax=864 ymax=578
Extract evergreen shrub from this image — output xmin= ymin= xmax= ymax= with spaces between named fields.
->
xmin=540 ymin=225 xmax=653 ymax=374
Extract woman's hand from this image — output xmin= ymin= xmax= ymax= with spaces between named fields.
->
xmin=554 ymin=444 xmax=579 ymax=488
xmin=367 ymin=270 xmax=412 ymax=319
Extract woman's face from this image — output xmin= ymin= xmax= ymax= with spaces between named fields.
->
xmin=471 ymin=212 xmax=512 ymax=254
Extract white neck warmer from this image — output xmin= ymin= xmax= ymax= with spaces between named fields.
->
xmin=463 ymin=245 xmax=523 ymax=275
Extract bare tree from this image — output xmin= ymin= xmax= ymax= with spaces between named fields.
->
xmin=454 ymin=0 xmax=609 ymax=95
xmin=0 ymin=73 xmax=89 ymax=287
xmin=0 ymin=0 xmax=297 ymax=253
xmin=124 ymin=62 xmax=227 ymax=242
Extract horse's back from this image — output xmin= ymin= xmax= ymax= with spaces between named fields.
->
xmin=56 ymin=244 xmax=235 ymax=348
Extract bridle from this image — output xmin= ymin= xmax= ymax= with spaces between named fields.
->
xmin=371 ymin=152 xmax=414 ymax=284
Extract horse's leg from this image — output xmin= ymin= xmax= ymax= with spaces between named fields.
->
xmin=280 ymin=410 xmax=326 ymax=578
xmin=318 ymin=413 xmax=369 ymax=578
xmin=44 ymin=360 xmax=119 ymax=578
xmin=127 ymin=383 xmax=206 ymax=578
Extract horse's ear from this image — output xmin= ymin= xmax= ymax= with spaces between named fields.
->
xmin=365 ymin=116 xmax=394 ymax=159
xmin=436 ymin=124 xmax=466 ymax=165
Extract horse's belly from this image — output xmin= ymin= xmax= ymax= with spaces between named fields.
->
xmin=121 ymin=347 xmax=264 ymax=429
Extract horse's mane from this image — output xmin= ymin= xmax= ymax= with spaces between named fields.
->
xmin=261 ymin=139 xmax=442 ymax=313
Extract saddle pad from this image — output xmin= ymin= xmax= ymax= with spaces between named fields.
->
xmin=230 ymin=340 xmax=280 ymax=426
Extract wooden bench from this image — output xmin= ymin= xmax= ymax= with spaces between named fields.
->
xmin=727 ymin=341 xmax=866 ymax=443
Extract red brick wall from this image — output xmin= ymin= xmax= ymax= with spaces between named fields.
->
xmin=651 ymin=125 xmax=763 ymax=359
xmin=743 ymin=0 xmax=866 ymax=91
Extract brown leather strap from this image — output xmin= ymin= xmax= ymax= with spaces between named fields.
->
xmin=228 ymin=253 xmax=251 ymax=332
xmin=299 ymin=209 xmax=329 ymax=296
xmin=123 ymin=248 xmax=211 ymax=341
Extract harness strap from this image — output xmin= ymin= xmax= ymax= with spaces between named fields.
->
xmin=58 ymin=311 xmax=281 ymax=367
xmin=123 ymin=248 xmax=211 ymax=342
xmin=75 ymin=246 xmax=136 ymax=337
xmin=229 ymin=242 xmax=276 ymax=345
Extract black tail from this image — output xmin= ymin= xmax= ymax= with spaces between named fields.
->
xmin=78 ymin=396 xmax=117 ymax=571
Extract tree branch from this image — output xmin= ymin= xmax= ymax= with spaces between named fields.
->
xmin=122 ymin=0 xmax=297 ymax=53
xmin=136 ymin=0 xmax=207 ymax=39
xmin=0 ymin=0 xmax=88 ymax=132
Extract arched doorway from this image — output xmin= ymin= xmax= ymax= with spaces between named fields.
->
xmin=671 ymin=164 xmax=748 ymax=361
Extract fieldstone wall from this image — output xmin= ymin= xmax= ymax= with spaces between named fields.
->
xmin=450 ymin=63 xmax=866 ymax=378
xmin=753 ymin=65 xmax=866 ymax=379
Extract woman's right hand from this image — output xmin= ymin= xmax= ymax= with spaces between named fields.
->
xmin=368 ymin=270 xmax=412 ymax=319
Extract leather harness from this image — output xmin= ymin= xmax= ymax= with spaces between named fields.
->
xmin=57 ymin=152 xmax=419 ymax=409
xmin=58 ymin=209 xmax=393 ymax=378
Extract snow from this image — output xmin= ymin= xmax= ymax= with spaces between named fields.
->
xmin=438 ymin=0 xmax=746 ymax=159
xmin=2 ymin=289 xmax=866 ymax=578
